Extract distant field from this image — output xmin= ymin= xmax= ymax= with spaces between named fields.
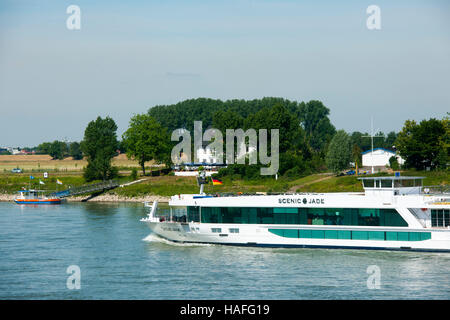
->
xmin=0 ymin=154 xmax=154 ymax=173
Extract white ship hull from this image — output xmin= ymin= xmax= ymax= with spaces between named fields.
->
xmin=144 ymin=221 xmax=450 ymax=252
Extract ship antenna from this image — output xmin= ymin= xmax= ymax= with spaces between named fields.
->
xmin=362 ymin=116 xmax=384 ymax=174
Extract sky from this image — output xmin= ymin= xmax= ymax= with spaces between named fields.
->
xmin=0 ymin=0 xmax=449 ymax=147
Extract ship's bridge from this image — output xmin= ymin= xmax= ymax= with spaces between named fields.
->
xmin=358 ymin=176 xmax=424 ymax=196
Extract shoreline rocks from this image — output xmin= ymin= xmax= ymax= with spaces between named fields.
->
xmin=0 ymin=194 xmax=15 ymax=202
xmin=0 ymin=193 xmax=170 ymax=203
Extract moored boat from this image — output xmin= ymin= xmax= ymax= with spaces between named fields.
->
xmin=14 ymin=190 xmax=62 ymax=205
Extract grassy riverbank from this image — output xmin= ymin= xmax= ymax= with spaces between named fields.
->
xmin=290 ymin=170 xmax=449 ymax=193
xmin=0 ymin=168 xmax=448 ymax=200
xmin=107 ymin=170 xmax=449 ymax=197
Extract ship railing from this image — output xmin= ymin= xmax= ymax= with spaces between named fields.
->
xmin=422 ymin=185 xmax=450 ymax=195
xmin=141 ymin=200 xmax=161 ymax=222
xmin=153 ymin=208 xmax=171 ymax=222
xmin=173 ymin=192 xmax=332 ymax=199
xmin=143 ymin=201 xmax=153 ymax=208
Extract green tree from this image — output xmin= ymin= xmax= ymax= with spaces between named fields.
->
xmin=130 ymin=167 xmax=138 ymax=181
xmin=326 ymin=130 xmax=352 ymax=174
xmin=122 ymin=114 xmax=171 ymax=176
xmin=69 ymin=142 xmax=83 ymax=160
xmin=145 ymin=97 xmax=341 ymax=177
xmin=440 ymin=113 xmax=450 ymax=169
xmin=36 ymin=142 xmax=52 ymax=155
xmin=384 ymin=131 xmax=397 ymax=150
xmin=49 ymin=141 xmax=68 ymax=160
xmin=245 ymin=103 xmax=305 ymax=153
xmin=148 ymin=98 xmax=224 ymax=132
xmin=297 ymin=100 xmax=336 ymax=151
xmin=389 ymin=156 xmax=400 ymax=170
xmin=81 ymin=116 xmax=119 ymax=181
xmin=212 ymin=110 xmax=244 ymax=133
xmin=396 ymin=118 xmax=447 ymax=170
xmin=118 ymin=140 xmax=127 ymax=154
xmin=350 ymin=131 xmax=371 ymax=152
xmin=352 ymin=144 xmax=362 ymax=168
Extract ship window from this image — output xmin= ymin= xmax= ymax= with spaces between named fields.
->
xmin=229 ymin=228 xmax=239 ymax=233
xmin=368 ymin=231 xmax=385 ymax=241
xmin=381 ymin=209 xmax=408 ymax=227
xmin=284 ymin=229 xmax=299 ymax=238
xmin=394 ymin=180 xmax=403 ymax=188
xmin=386 ymin=231 xmax=398 ymax=241
xmin=446 ymin=210 xmax=450 ymax=227
xmin=363 ymin=180 xmax=374 ymax=188
xmin=324 ymin=230 xmax=338 ymax=239
xmin=431 ymin=209 xmax=450 ymax=227
xmin=420 ymin=232 xmax=432 ymax=240
xmin=400 ymin=179 xmax=414 ymax=187
xmin=187 ymin=206 xmax=200 ymax=222
xmin=269 ymin=229 xmax=431 ymax=241
xmin=358 ymin=209 xmax=379 ymax=226
xmin=199 ymin=207 xmax=407 ymax=227
xmin=397 ymin=232 xmax=409 ymax=241
xmin=299 ymin=230 xmax=311 ymax=238
xmin=409 ymin=232 xmax=420 ymax=241
xmin=211 ymin=228 xmax=222 ymax=233
xmin=337 ymin=230 xmax=351 ymax=239
xmin=381 ymin=180 xmax=393 ymax=188
xmin=310 ymin=230 xmax=324 ymax=238
xmin=352 ymin=231 xmax=368 ymax=240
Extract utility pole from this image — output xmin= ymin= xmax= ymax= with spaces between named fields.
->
xmin=362 ymin=116 xmax=385 ymax=174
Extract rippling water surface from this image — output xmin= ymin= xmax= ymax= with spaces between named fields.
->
xmin=0 ymin=202 xmax=449 ymax=299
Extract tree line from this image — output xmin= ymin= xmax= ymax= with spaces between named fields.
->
xmin=28 ymin=99 xmax=449 ymax=181
xmin=36 ymin=141 xmax=83 ymax=160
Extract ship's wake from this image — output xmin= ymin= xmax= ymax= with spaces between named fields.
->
xmin=142 ymin=233 xmax=212 ymax=247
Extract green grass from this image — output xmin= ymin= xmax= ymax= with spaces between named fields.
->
xmin=110 ymin=175 xmax=293 ymax=197
xmin=0 ymin=172 xmax=133 ymax=194
xmin=91 ymin=169 xmax=450 ymax=197
xmin=0 ymin=174 xmax=87 ymax=194
xmin=288 ymin=174 xmax=326 ymax=186
xmin=111 ymin=176 xmax=199 ymax=197
xmin=298 ymin=175 xmax=362 ymax=193
xmin=2 ymin=169 xmax=447 ymax=197
xmin=297 ymin=170 xmax=449 ymax=193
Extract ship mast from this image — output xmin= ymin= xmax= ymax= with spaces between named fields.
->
xmin=363 ymin=116 xmax=384 ymax=174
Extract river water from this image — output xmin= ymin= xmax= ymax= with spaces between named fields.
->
xmin=0 ymin=202 xmax=449 ymax=299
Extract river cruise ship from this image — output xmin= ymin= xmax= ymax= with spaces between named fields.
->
xmin=142 ymin=176 xmax=450 ymax=252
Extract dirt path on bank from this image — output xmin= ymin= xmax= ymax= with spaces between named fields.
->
xmin=288 ymin=174 xmax=333 ymax=192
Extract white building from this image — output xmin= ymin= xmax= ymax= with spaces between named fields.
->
xmin=196 ymin=146 xmax=221 ymax=164
xmin=362 ymin=148 xmax=404 ymax=168
xmin=8 ymin=147 xmax=21 ymax=155
xmin=196 ymin=145 xmax=257 ymax=164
